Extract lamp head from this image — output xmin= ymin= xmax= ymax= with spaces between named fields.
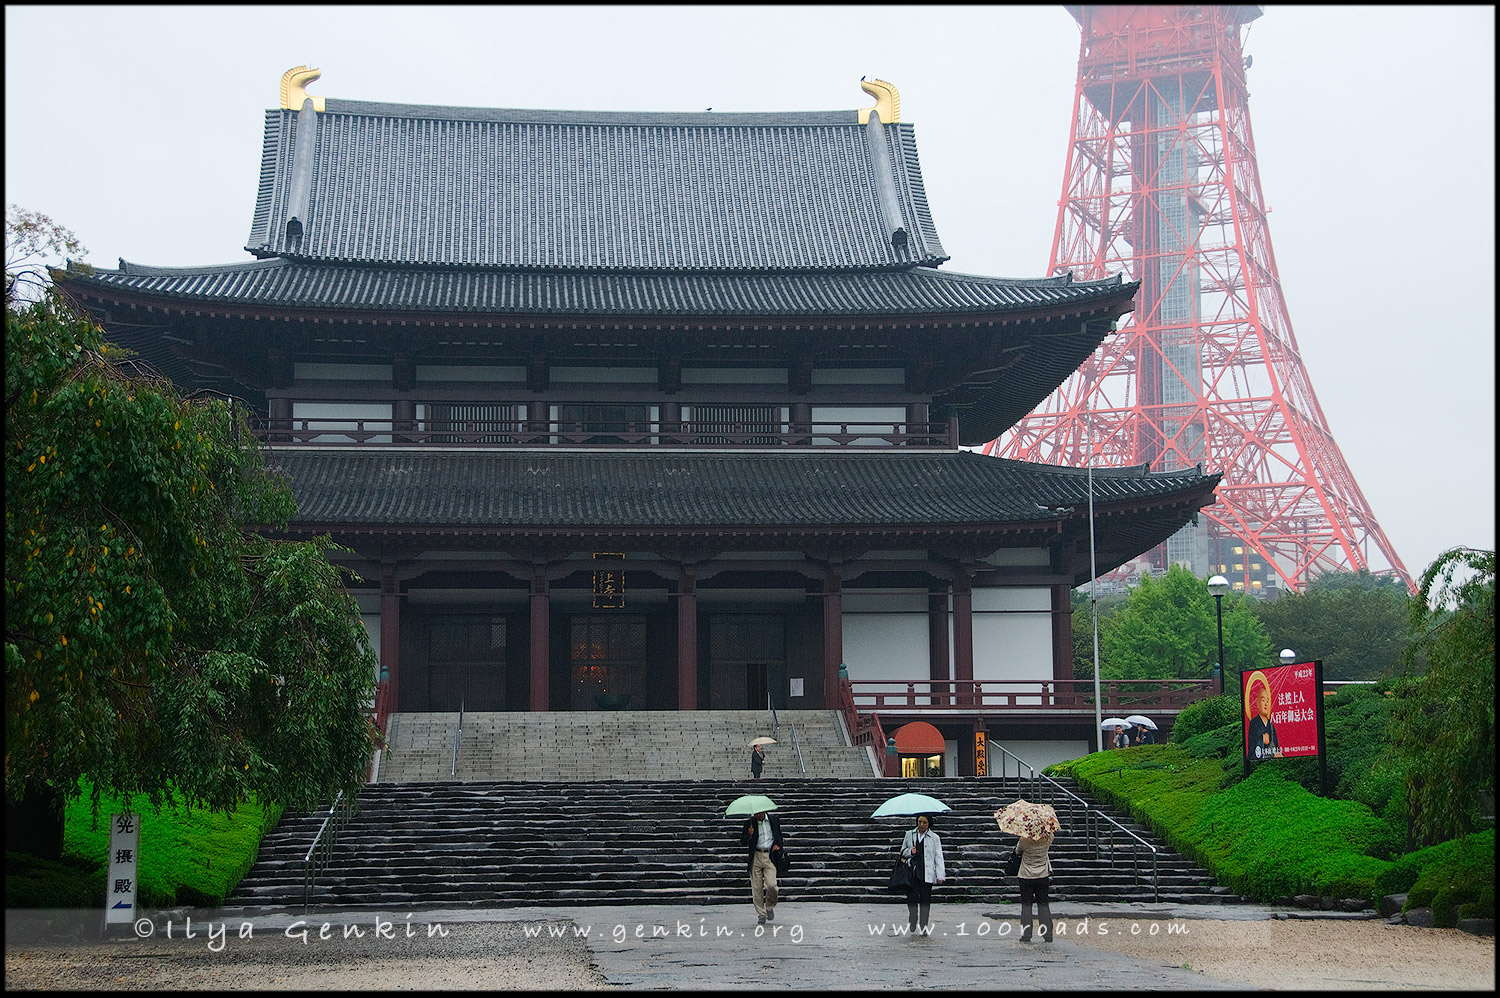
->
xmin=1279 ymin=648 xmax=1296 ymax=665
xmin=1207 ymin=575 xmax=1230 ymax=598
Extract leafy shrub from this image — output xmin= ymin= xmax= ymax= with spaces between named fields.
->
xmin=4 ymin=851 xmax=104 ymax=908
xmin=1179 ymin=722 xmax=1239 ymax=760
xmin=1170 ymin=693 xmax=1239 ymax=743
xmin=1375 ymin=830 xmax=1495 ymax=925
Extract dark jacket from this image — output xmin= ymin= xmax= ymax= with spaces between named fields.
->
xmin=738 ymin=813 xmax=785 ymax=871
xmin=750 ymin=747 xmax=764 ymax=776
xmin=1248 ymin=716 xmax=1280 ymax=759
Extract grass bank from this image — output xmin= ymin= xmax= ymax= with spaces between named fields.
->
xmin=1051 ymin=743 xmax=1493 ymax=925
xmin=5 ymin=787 xmax=281 ymax=909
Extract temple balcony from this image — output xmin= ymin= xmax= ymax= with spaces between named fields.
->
xmin=250 ymin=416 xmax=961 ymax=449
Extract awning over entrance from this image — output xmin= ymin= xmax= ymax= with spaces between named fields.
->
xmin=893 ymin=721 xmax=945 ymax=754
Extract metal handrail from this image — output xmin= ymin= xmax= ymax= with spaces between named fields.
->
xmin=302 ymin=790 xmax=357 ymax=911
xmin=451 ymin=700 xmax=464 ymax=777
xmin=789 ymin=724 xmax=806 ymax=774
xmin=989 ymin=742 xmax=1160 ymax=901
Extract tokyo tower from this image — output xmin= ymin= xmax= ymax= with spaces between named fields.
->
xmin=985 ymin=5 xmax=1413 ymax=595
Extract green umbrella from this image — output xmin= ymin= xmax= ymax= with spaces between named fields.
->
xmin=725 ymin=794 xmax=778 ymax=817
xmin=871 ymin=792 xmax=951 ymax=818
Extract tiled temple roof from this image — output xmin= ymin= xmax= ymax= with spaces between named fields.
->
xmin=68 ymin=258 xmax=1129 ymax=318
xmin=244 ymin=100 xmax=946 ymax=271
xmin=269 ymin=447 xmax=1214 ymax=528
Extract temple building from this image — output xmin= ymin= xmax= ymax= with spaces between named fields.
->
xmin=55 ymin=70 xmax=1219 ymax=762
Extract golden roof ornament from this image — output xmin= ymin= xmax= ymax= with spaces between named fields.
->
xmin=857 ymin=77 xmax=900 ymax=124
xmin=280 ymin=65 xmax=325 ymax=112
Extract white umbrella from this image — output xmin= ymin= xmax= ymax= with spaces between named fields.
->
xmin=1100 ymin=717 xmax=1131 ymax=729
xmin=1125 ymin=715 xmax=1157 ymax=730
xmin=748 ymin=737 xmax=777 ymax=748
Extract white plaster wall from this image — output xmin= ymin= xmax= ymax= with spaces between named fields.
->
xmin=969 ymin=587 xmax=1054 ymax=684
xmin=291 ymin=401 xmax=394 ymax=442
xmin=841 ymin=593 xmax=929 ymax=681
xmin=842 ymin=614 xmax=928 ymax=681
xmin=361 ymin=613 xmax=382 ymax=709
xmin=988 ymin=738 xmax=1091 ymax=776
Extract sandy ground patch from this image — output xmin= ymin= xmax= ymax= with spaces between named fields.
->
xmin=1058 ymin=917 xmax=1495 ymax=991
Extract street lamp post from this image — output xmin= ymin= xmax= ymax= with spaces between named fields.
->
xmin=1208 ymin=575 xmax=1242 ymax=775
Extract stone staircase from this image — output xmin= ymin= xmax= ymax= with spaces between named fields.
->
xmin=227 ymin=775 xmax=1245 ymax=912
xmin=376 ymin=710 xmax=874 ymax=782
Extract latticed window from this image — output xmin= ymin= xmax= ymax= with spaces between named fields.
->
xmin=427 ymin=616 xmax=507 ymax=710
xmin=686 ymin=405 xmax=782 ymax=445
xmin=425 ymin=403 xmax=517 ymax=443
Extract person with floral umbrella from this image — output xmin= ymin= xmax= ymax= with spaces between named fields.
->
xmin=994 ymin=800 xmax=1059 ymax=942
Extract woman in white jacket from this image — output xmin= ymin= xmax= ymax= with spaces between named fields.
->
xmin=899 ymin=814 xmax=946 ymax=935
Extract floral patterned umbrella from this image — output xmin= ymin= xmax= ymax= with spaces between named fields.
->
xmin=993 ymin=799 xmax=1060 ymax=837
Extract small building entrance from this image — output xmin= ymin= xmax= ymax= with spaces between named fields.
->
xmin=893 ymin=721 xmax=947 ymax=778
xmin=709 ymin=614 xmax=784 ymax=709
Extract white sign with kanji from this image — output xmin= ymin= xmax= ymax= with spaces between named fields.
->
xmin=105 ymin=813 xmax=140 ymax=925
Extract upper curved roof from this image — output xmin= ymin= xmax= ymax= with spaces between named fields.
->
xmin=64 ymin=258 xmax=1129 ymax=319
xmin=246 ymin=99 xmax=947 ymax=272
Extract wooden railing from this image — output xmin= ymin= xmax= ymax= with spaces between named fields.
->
xmin=250 ymin=416 xmax=959 ymax=450
xmin=846 ymin=678 xmax=1216 ymax=715
xmin=839 ymin=674 xmax=892 ymax=776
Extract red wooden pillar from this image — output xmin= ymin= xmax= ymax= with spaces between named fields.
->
xmin=953 ymin=570 xmax=974 ymax=706
xmin=823 ymin=565 xmax=843 ymax=709
xmin=530 ymin=565 xmax=550 ymax=711
xmin=928 ymin=588 xmax=950 ymax=706
xmin=380 ymin=563 xmax=401 ymax=709
xmin=677 ymin=568 xmax=698 ymax=710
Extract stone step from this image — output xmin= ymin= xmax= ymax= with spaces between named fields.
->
xmin=233 ymin=776 xmax=1248 ymax=909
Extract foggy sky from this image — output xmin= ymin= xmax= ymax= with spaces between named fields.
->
xmin=6 ymin=5 xmax=1494 ymax=580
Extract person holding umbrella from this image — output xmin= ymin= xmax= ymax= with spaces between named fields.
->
xmin=899 ymin=813 xmax=946 ymax=936
xmin=748 ymin=736 xmax=775 ymax=779
xmin=994 ymin=800 xmax=1059 ymax=943
xmin=737 ymin=803 xmax=786 ymax=925
xmin=1126 ymin=715 xmax=1157 ymax=745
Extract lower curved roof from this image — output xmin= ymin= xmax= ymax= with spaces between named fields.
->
xmin=263 ymin=448 xmax=1219 ymax=584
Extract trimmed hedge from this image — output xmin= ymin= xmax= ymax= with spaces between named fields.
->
xmin=1055 ymin=744 xmax=1399 ymax=903
xmin=1374 ymin=830 xmax=1495 ymax=926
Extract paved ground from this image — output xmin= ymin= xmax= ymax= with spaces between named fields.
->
xmin=494 ymin=901 xmax=1268 ymax=989
xmin=12 ymin=900 xmax=1293 ymax=989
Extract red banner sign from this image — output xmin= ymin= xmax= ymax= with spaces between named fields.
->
xmin=1242 ymin=660 xmax=1321 ymax=762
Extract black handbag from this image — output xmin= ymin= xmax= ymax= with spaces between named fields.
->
xmin=772 ymin=848 xmax=791 ymax=874
xmin=1003 ymin=847 xmax=1023 ymax=877
xmin=888 ymin=858 xmax=913 ymax=891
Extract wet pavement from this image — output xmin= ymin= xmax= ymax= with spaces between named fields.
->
xmin=15 ymin=899 xmax=1384 ymax=989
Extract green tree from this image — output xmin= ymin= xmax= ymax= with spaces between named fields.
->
xmin=1384 ymin=548 xmax=1495 ymax=845
xmin=1069 ymin=587 xmax=1127 ymax=679
xmin=1099 ymin=565 xmax=1272 ymax=681
xmin=5 ymin=203 xmax=86 ymax=303
xmin=6 ymin=235 xmax=376 ymax=858
xmin=1253 ymin=570 xmax=1412 ymax=680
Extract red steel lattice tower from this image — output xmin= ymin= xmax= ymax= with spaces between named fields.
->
xmin=984 ymin=5 xmax=1413 ymax=595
